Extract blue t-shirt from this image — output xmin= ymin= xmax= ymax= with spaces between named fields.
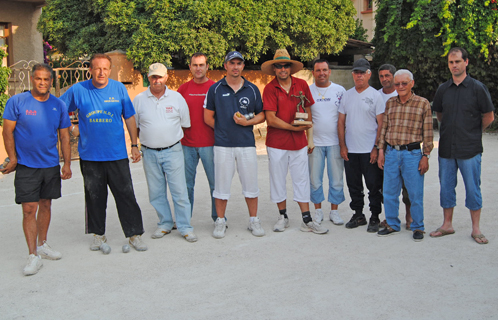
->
xmin=205 ymin=77 xmax=263 ymax=147
xmin=60 ymin=79 xmax=136 ymax=161
xmin=3 ymin=92 xmax=71 ymax=168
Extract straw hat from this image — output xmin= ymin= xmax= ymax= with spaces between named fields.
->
xmin=261 ymin=49 xmax=303 ymax=76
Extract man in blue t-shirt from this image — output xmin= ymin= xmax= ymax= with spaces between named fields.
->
xmin=61 ymin=53 xmax=147 ymax=252
xmin=2 ymin=63 xmax=72 ymax=276
xmin=204 ymin=51 xmax=266 ymax=239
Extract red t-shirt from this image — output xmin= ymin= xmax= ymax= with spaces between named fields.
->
xmin=178 ymin=79 xmax=216 ymax=147
xmin=263 ymin=76 xmax=315 ymax=150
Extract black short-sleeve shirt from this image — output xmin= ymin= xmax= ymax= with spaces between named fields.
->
xmin=432 ymin=76 xmax=494 ymax=159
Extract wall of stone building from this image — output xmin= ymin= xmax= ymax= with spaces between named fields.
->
xmin=0 ymin=1 xmax=44 ymax=65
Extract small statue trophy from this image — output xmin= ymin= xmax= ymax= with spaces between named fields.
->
xmin=292 ymin=91 xmax=312 ymax=126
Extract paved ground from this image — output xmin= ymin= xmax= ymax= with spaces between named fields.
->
xmin=1 ymin=133 xmax=497 ymax=319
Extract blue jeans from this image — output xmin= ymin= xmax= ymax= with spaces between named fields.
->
xmin=439 ymin=154 xmax=482 ymax=210
xmin=182 ymin=145 xmax=216 ymax=221
xmin=142 ymin=143 xmax=193 ymax=235
xmin=309 ymin=145 xmax=345 ymax=205
xmin=383 ymin=146 xmax=424 ymax=231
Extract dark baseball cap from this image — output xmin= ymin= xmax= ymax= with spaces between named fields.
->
xmin=224 ymin=51 xmax=245 ymax=63
xmin=352 ymin=58 xmax=370 ymax=72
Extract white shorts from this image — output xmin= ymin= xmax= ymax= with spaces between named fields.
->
xmin=267 ymin=146 xmax=310 ymax=203
xmin=213 ymin=146 xmax=260 ymax=200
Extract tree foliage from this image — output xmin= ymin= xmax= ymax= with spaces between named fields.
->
xmin=0 ymin=47 xmax=12 ymax=126
xmin=39 ymin=0 xmax=357 ymax=71
xmin=372 ymin=0 xmax=498 ymax=107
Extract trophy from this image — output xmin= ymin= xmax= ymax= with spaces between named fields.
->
xmin=292 ymin=91 xmax=312 ymax=126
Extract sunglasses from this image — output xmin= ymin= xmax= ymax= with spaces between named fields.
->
xmin=394 ymin=81 xmax=412 ymax=87
xmin=274 ymin=64 xmax=292 ymax=69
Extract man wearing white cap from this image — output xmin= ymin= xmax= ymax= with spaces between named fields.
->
xmin=204 ymin=51 xmax=266 ymax=239
xmin=61 ymin=53 xmax=147 ymax=252
xmin=134 ymin=63 xmax=197 ymax=242
xmin=262 ymin=49 xmax=328 ymax=235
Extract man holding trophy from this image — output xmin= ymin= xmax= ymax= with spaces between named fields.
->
xmin=262 ymin=49 xmax=328 ymax=235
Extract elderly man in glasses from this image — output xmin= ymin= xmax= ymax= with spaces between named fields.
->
xmin=262 ymin=49 xmax=328 ymax=235
xmin=376 ymin=69 xmax=433 ymax=241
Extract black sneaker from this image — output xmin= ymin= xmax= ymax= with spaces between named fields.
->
xmin=377 ymin=225 xmax=399 ymax=237
xmin=345 ymin=214 xmax=367 ymax=229
xmin=367 ymin=218 xmax=380 ymax=233
xmin=413 ymin=230 xmax=425 ymax=242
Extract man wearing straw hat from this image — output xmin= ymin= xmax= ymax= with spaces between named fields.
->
xmin=262 ymin=49 xmax=328 ymax=234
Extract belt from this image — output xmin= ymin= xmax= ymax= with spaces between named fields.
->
xmin=387 ymin=142 xmax=421 ymax=151
xmin=141 ymin=141 xmax=180 ymax=151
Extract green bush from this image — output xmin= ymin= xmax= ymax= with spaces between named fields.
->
xmin=0 ymin=47 xmax=12 ymax=126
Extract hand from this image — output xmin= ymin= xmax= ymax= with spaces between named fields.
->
xmin=0 ymin=158 xmax=17 ymax=174
xmin=70 ymin=124 xmax=80 ymax=137
xmin=370 ymin=148 xmax=378 ymax=164
xmin=131 ymin=147 xmax=141 ymax=163
xmin=233 ymin=112 xmax=249 ymax=126
xmin=291 ymin=124 xmax=312 ymax=131
xmin=307 ymin=144 xmax=314 ymax=154
xmin=377 ymin=150 xmax=385 ymax=170
xmin=340 ymin=146 xmax=349 ymax=161
xmin=418 ymin=156 xmax=429 ymax=175
xmin=61 ymin=163 xmax=72 ymax=180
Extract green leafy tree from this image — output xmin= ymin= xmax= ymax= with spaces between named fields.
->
xmin=372 ymin=0 xmax=498 ymax=108
xmin=0 ymin=47 xmax=12 ymax=126
xmin=351 ymin=18 xmax=368 ymax=42
xmin=38 ymin=0 xmax=357 ymax=71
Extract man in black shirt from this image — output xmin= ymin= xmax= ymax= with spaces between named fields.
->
xmin=430 ymin=47 xmax=495 ymax=244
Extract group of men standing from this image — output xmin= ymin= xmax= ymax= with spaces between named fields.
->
xmin=2 ymin=46 xmax=494 ymax=276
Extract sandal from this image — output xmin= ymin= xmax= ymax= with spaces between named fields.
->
xmin=429 ymin=228 xmax=455 ymax=238
xmin=471 ymin=233 xmax=489 ymax=245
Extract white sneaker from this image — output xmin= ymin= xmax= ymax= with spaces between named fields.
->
xmin=23 ymin=254 xmax=43 ymax=276
xmin=314 ymin=209 xmax=324 ymax=224
xmin=129 ymin=235 xmax=148 ymax=251
xmin=213 ymin=218 xmax=227 ymax=239
xmin=329 ymin=210 xmax=344 ymax=225
xmin=248 ymin=217 xmax=265 ymax=237
xmin=183 ymin=232 xmax=198 ymax=242
xmin=90 ymin=234 xmax=107 ymax=251
xmin=37 ymin=241 xmax=62 ymax=260
xmin=300 ymin=221 xmax=329 ymax=234
xmin=273 ymin=215 xmax=289 ymax=232
xmin=151 ymin=227 xmax=171 ymax=239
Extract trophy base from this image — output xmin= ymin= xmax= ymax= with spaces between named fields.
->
xmin=292 ymin=120 xmax=313 ymax=126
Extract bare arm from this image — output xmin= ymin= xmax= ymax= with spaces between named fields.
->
xmin=59 ymin=127 xmax=72 ymax=180
xmin=265 ymin=110 xmax=311 ymax=132
xmin=337 ymin=113 xmax=348 ymax=161
xmin=482 ymin=111 xmax=495 ymax=131
xmin=370 ymin=113 xmax=384 ymax=164
xmin=204 ymin=109 xmax=215 ymax=129
xmin=436 ymin=112 xmax=442 ymax=122
xmin=1 ymin=119 xmax=18 ymax=174
xmin=125 ymin=115 xmax=141 ymax=163
xmin=233 ymin=111 xmax=266 ymax=126
xmin=305 ymin=106 xmax=314 ymax=154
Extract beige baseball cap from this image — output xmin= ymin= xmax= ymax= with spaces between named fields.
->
xmin=148 ymin=63 xmax=167 ymax=77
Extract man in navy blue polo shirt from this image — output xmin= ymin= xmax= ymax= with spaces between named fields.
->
xmin=430 ymin=47 xmax=495 ymax=244
xmin=204 ymin=51 xmax=266 ymax=239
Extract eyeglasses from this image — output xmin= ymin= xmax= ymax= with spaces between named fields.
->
xmin=274 ymin=64 xmax=292 ymax=69
xmin=394 ymin=81 xmax=412 ymax=87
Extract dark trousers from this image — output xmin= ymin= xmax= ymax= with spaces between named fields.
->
xmin=80 ymin=159 xmax=144 ymax=238
xmin=344 ymin=153 xmax=383 ymax=216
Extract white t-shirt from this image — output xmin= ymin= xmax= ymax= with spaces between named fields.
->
xmin=338 ymin=86 xmax=385 ymax=153
xmin=134 ymin=87 xmax=191 ymax=148
xmin=378 ymin=88 xmax=397 ymax=104
xmin=310 ymin=82 xmax=346 ymax=146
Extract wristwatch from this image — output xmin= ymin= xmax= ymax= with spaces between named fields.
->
xmin=422 ymin=154 xmax=430 ymax=159
xmin=131 ymin=144 xmax=139 ymax=148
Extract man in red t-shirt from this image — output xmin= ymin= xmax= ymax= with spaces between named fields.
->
xmin=178 ymin=53 xmax=217 ymax=221
xmin=262 ymin=49 xmax=328 ymax=235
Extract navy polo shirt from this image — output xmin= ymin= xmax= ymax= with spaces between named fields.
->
xmin=205 ymin=76 xmax=263 ymax=147
xmin=433 ymin=75 xmax=494 ymax=159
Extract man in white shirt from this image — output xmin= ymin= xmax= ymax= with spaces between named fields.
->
xmin=308 ymin=59 xmax=346 ymax=226
xmin=134 ymin=63 xmax=197 ymax=242
xmin=338 ymin=58 xmax=385 ymax=233
xmin=377 ymin=64 xmax=412 ymax=230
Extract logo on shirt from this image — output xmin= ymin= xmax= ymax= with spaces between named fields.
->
xmin=52 ymin=108 xmax=57 ymax=111
xmin=239 ymin=97 xmax=250 ymax=109
xmin=223 ymin=93 xmax=230 ymax=97
xmin=189 ymin=93 xmax=206 ymax=97
xmin=165 ymin=106 xmax=173 ymax=113
xmin=26 ymin=110 xmax=37 ymax=116
xmin=362 ymin=97 xmax=374 ymax=107
xmin=336 ymin=92 xmax=343 ymax=107
xmin=104 ymin=97 xmax=120 ymax=103
xmin=86 ymin=110 xmax=114 ymax=123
